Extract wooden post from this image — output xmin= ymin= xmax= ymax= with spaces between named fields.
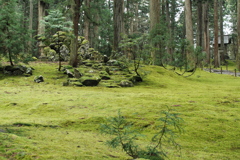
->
xmin=235 ymin=69 xmax=237 ymax=77
xmin=221 ymin=67 xmax=222 ymax=74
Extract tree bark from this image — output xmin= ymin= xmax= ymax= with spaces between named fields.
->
xmin=185 ymin=0 xmax=193 ymax=45
xmin=166 ymin=0 xmax=172 ymax=59
xmin=237 ymin=0 xmax=240 ymax=70
xmin=38 ymin=0 xmax=46 ymax=57
xmin=93 ymin=14 xmax=99 ymax=50
xmin=28 ymin=0 xmax=33 ymax=53
xmin=203 ymin=2 xmax=210 ymax=64
xmin=150 ymin=0 xmax=160 ymax=65
xmin=219 ymin=0 xmax=225 ymax=64
xmin=150 ymin=0 xmax=160 ymax=30
xmin=197 ymin=1 xmax=203 ymax=48
xmin=83 ymin=0 xmax=90 ymax=41
xmin=214 ymin=0 xmax=219 ymax=68
xmin=69 ymin=0 xmax=83 ymax=67
xmin=113 ymin=0 xmax=124 ymax=52
xmin=133 ymin=2 xmax=139 ymax=34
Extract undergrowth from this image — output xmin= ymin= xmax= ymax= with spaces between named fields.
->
xmin=100 ymin=108 xmax=183 ymax=160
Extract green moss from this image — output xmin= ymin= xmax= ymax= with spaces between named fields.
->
xmin=0 ymin=62 xmax=240 ymax=159
xmin=81 ymin=39 xmax=89 ymax=45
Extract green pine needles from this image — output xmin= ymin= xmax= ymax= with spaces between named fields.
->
xmin=100 ymin=107 xmax=184 ymax=160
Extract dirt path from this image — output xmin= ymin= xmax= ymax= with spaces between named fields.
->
xmin=204 ymin=68 xmax=240 ymax=76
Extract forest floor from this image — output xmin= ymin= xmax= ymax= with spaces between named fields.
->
xmin=0 ymin=61 xmax=240 ymax=160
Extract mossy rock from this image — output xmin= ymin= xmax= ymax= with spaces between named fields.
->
xmin=82 ymin=59 xmax=95 ymax=64
xmin=71 ymin=82 xmax=83 ymax=87
xmin=129 ymin=75 xmax=143 ymax=83
xmin=119 ymin=80 xmax=134 ymax=87
xmin=81 ymin=39 xmax=89 ymax=45
xmin=88 ymin=48 xmax=95 ymax=52
xmin=105 ymin=83 xmax=120 ymax=88
xmin=99 ymin=71 xmax=109 ymax=75
xmin=85 ymin=63 xmax=93 ymax=67
xmin=92 ymin=63 xmax=101 ymax=69
xmin=106 ymin=60 xmax=120 ymax=66
xmin=80 ymin=76 xmax=101 ymax=86
xmin=100 ymin=75 xmax=111 ymax=80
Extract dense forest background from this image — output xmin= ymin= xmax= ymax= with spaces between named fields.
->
xmin=0 ymin=0 xmax=239 ymax=70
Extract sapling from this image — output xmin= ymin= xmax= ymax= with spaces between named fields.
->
xmin=100 ymin=108 xmax=183 ymax=160
xmin=40 ymin=9 xmax=73 ymax=71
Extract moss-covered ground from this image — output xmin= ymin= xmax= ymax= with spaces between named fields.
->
xmin=0 ymin=62 xmax=240 ymax=160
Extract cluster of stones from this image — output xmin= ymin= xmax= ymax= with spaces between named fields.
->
xmin=41 ymin=32 xmax=102 ymax=62
xmin=38 ymin=32 xmax=142 ymax=87
xmin=62 ymin=58 xmax=142 ymax=88
xmin=0 ymin=65 xmax=33 ymax=76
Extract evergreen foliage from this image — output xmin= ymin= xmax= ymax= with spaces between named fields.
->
xmin=120 ymin=34 xmax=153 ymax=76
xmin=100 ymin=108 xmax=183 ymax=160
xmin=40 ymin=9 xmax=73 ymax=71
xmin=0 ymin=0 xmax=32 ymax=65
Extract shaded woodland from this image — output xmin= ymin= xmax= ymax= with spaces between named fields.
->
xmin=0 ymin=0 xmax=239 ymax=71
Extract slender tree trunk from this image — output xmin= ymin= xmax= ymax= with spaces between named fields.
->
xmin=38 ymin=0 xmax=46 ymax=57
xmin=197 ymin=1 xmax=203 ymax=48
xmin=28 ymin=0 xmax=33 ymax=53
xmin=126 ymin=0 xmax=131 ymax=35
xmin=170 ymin=0 xmax=176 ymax=60
xmin=69 ymin=0 xmax=83 ymax=67
xmin=133 ymin=2 xmax=139 ymax=33
xmin=237 ymin=0 xmax=240 ymax=70
xmin=166 ymin=0 xmax=172 ymax=59
xmin=214 ymin=0 xmax=219 ymax=68
xmin=219 ymin=0 xmax=225 ymax=64
xmin=203 ymin=2 xmax=210 ymax=64
xmin=113 ymin=0 xmax=124 ymax=53
xmin=83 ymin=0 xmax=90 ymax=40
xmin=185 ymin=0 xmax=194 ymax=69
xmin=150 ymin=0 xmax=160 ymax=65
xmin=185 ymin=0 xmax=193 ymax=45
xmin=93 ymin=14 xmax=99 ymax=50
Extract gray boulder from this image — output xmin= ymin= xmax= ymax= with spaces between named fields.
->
xmin=119 ymin=80 xmax=134 ymax=87
xmin=34 ymin=75 xmax=44 ymax=83
xmin=74 ymin=69 xmax=82 ymax=78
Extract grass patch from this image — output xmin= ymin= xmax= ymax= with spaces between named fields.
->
xmin=0 ymin=62 xmax=240 ymax=159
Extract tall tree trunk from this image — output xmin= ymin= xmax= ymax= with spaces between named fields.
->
xmin=197 ymin=1 xmax=203 ymax=48
xmin=38 ymin=0 xmax=46 ymax=57
xmin=69 ymin=0 xmax=83 ymax=67
xmin=214 ymin=0 xmax=219 ymax=68
xmin=237 ymin=0 xmax=240 ymax=70
xmin=93 ymin=14 xmax=99 ymax=50
xmin=169 ymin=0 xmax=176 ymax=60
xmin=113 ymin=0 xmax=124 ymax=53
xmin=185 ymin=0 xmax=193 ymax=45
xmin=133 ymin=2 xmax=139 ymax=34
xmin=150 ymin=0 xmax=160 ymax=65
xmin=126 ymin=0 xmax=131 ymax=35
xmin=203 ymin=2 xmax=210 ymax=64
xmin=28 ymin=0 xmax=33 ymax=53
xmin=219 ymin=0 xmax=225 ymax=64
xmin=83 ymin=0 xmax=90 ymax=40
xmin=166 ymin=0 xmax=172 ymax=59
xmin=185 ymin=0 xmax=194 ymax=69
